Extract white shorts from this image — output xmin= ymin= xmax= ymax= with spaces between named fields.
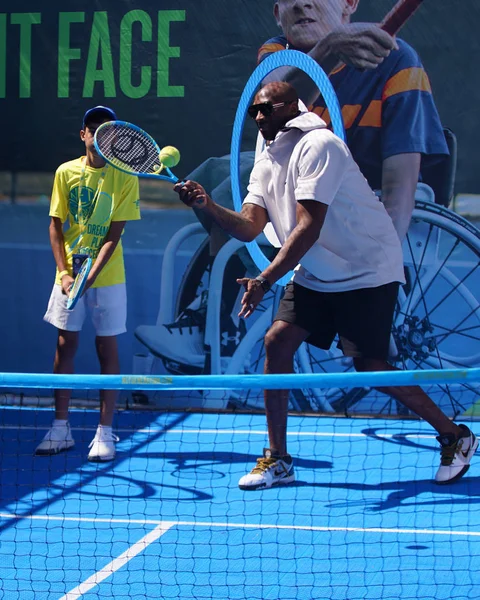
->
xmin=44 ymin=283 xmax=127 ymax=336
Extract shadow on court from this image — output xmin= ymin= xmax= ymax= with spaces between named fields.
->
xmin=134 ymin=450 xmax=332 ymax=473
xmin=0 ymin=410 xmax=193 ymax=534
xmin=361 ymin=426 xmax=442 ymax=452
xmin=291 ymin=475 xmax=480 ymax=512
xmin=0 ymin=443 xmax=334 ymax=535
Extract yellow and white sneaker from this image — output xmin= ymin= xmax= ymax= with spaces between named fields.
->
xmin=238 ymin=448 xmax=295 ymax=491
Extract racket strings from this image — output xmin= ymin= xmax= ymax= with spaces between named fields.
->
xmin=96 ymin=125 xmax=162 ymax=175
xmin=69 ymin=276 xmax=84 ymax=298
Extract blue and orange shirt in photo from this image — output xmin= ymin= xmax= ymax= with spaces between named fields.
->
xmin=258 ymin=36 xmax=449 ymax=190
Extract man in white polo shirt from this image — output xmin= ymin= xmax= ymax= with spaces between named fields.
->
xmin=174 ymin=81 xmax=477 ymax=490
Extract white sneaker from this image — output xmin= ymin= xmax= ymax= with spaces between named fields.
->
xmin=238 ymin=448 xmax=295 ymax=491
xmin=87 ymin=427 xmax=119 ymax=462
xmin=435 ymin=424 xmax=478 ymax=484
xmin=135 ymin=308 xmax=206 ymax=368
xmin=35 ymin=422 xmax=75 ymax=456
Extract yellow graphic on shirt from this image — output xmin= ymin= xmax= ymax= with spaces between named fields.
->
xmin=70 ymin=189 xmax=114 ymax=258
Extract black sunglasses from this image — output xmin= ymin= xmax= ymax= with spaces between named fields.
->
xmin=247 ymin=100 xmax=294 ymax=119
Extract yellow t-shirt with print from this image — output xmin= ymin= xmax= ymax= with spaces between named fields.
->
xmin=49 ymin=157 xmax=140 ymax=288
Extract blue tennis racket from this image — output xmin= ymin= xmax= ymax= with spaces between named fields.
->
xmin=66 ymin=257 xmax=92 ymax=310
xmin=94 ymin=121 xmax=181 ymax=183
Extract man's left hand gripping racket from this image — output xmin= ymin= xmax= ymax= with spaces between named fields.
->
xmin=94 ymin=121 xmax=181 ymax=183
xmin=66 ymin=256 xmax=93 ymax=310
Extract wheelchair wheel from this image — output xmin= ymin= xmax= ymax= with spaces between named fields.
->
xmin=296 ymin=201 xmax=480 ymax=417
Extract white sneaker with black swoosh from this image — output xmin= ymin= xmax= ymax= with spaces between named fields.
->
xmin=238 ymin=448 xmax=295 ymax=490
xmin=435 ymin=424 xmax=478 ymax=484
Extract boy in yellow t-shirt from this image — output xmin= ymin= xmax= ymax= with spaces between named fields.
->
xmin=36 ymin=106 xmax=141 ymax=462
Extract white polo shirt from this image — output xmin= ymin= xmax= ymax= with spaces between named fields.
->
xmin=244 ymin=112 xmax=405 ymax=292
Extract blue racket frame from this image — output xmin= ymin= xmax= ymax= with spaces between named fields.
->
xmin=94 ymin=120 xmax=179 ymax=183
xmin=230 ymin=50 xmax=346 ymax=286
xmin=66 ymin=257 xmax=93 ymax=310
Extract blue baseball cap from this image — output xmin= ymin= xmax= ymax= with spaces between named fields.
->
xmin=82 ymin=105 xmax=117 ymax=128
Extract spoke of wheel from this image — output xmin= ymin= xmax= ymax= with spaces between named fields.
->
xmin=430 ymin=301 xmax=480 ymax=349
xmin=431 ymin=320 xmax=480 ymax=347
xmin=426 ymin=264 xmax=480 ymax=318
xmin=404 ymin=221 xmax=436 ymax=317
xmin=405 ymin=230 xmax=460 ymax=319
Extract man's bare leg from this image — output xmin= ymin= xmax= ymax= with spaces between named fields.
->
xmin=263 ymin=321 xmax=310 ymax=454
xmin=353 ymin=358 xmax=461 ymax=437
xmin=237 ymin=321 xmax=309 ymax=490
xmin=353 ymin=357 xmax=477 ymax=484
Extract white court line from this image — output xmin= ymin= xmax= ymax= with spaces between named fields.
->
xmin=153 ymin=429 xmax=437 ymax=440
xmin=0 ymin=424 xmax=437 ymax=439
xmin=58 ymin=522 xmax=175 ymax=600
xmin=1 ymin=512 xmax=478 ymax=538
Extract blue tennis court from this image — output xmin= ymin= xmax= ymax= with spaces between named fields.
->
xmin=1 ymin=406 xmax=479 ymax=600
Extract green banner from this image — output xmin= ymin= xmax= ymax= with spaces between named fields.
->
xmin=0 ymin=0 xmax=479 ymax=193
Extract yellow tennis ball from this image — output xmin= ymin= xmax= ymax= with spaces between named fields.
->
xmin=159 ymin=146 xmax=180 ymax=168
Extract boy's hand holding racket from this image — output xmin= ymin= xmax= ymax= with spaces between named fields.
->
xmin=66 ymin=257 xmax=93 ymax=310
xmin=60 ymin=272 xmax=75 ymax=296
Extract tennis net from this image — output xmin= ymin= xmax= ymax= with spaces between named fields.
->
xmin=0 ymin=370 xmax=479 ymax=600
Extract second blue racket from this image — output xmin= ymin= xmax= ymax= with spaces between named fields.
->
xmin=67 ymin=257 xmax=93 ymax=310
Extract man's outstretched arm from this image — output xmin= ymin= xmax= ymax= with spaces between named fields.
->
xmin=173 ymin=180 xmax=269 ymax=242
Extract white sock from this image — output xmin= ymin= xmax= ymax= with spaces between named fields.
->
xmin=53 ymin=419 xmax=68 ymax=427
xmin=98 ymin=424 xmax=112 ymax=432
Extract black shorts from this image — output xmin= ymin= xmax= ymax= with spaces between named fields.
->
xmin=274 ymin=281 xmax=399 ymax=360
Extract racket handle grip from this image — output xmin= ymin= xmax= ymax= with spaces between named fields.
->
xmin=379 ymin=0 xmax=424 ymax=36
